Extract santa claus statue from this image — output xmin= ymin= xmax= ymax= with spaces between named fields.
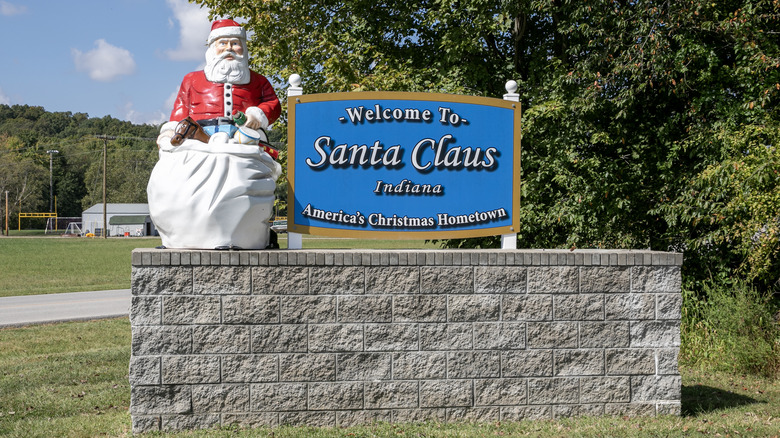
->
xmin=148 ymin=19 xmax=282 ymax=250
xmin=158 ymin=19 xmax=281 ymax=152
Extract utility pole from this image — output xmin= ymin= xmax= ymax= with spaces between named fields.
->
xmin=46 ymin=150 xmax=59 ymax=213
xmin=4 ymin=191 xmax=8 ymax=236
xmin=95 ymin=135 xmax=115 ymax=238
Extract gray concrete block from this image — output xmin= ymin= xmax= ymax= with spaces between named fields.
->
xmin=554 ymin=294 xmax=604 ymax=321
xmin=366 ymin=267 xmax=420 ymax=293
xmin=132 ymin=415 xmax=160 ymax=434
xmin=193 ymin=266 xmax=250 ymax=295
xmin=604 ymin=403 xmax=656 ymax=417
xmin=657 ymin=402 xmax=682 ymax=416
xmin=656 ymin=294 xmax=683 ymax=320
xmin=631 ymin=266 xmax=682 ymax=292
xmin=252 ymin=266 xmax=308 ymax=294
xmin=420 ymin=380 xmax=472 ymax=407
xmin=502 ymin=295 xmax=553 ymax=321
xmin=392 ymin=408 xmax=446 ymax=423
xmin=251 ymin=383 xmax=307 ymax=411
xmin=192 ymin=325 xmax=250 ymax=354
xmin=222 ymin=296 xmax=279 ymax=324
xmin=365 ymin=381 xmax=419 ymax=409
xmin=337 ymin=353 xmax=392 ymax=381
xmin=392 ymin=352 xmax=447 ymax=380
xmin=447 ymin=351 xmax=501 ymax=378
xmin=159 ymin=413 xmax=220 ymax=431
xmin=393 ymin=295 xmax=447 ymax=322
xmin=337 ymin=410 xmax=392 ymax=427
xmin=527 ymin=267 xmax=578 ymax=293
xmin=281 ymin=295 xmax=336 ymax=324
xmin=502 ymin=350 xmax=554 ymax=377
xmin=130 ymin=356 xmax=160 ymax=385
xmin=630 ymin=321 xmax=681 ymax=348
xmin=580 ymin=377 xmax=630 ymax=403
xmin=657 ymin=349 xmax=679 ymax=375
xmin=606 ymin=349 xmax=655 ymax=375
xmin=420 ymin=323 xmax=473 ymax=350
xmin=579 ymin=322 xmax=630 ymax=348
xmin=221 ymin=412 xmax=278 ymax=428
xmin=527 ymin=378 xmax=579 ymax=404
xmin=338 ymin=295 xmax=393 ymax=322
xmin=131 ymin=326 xmax=191 ymax=355
xmin=310 ymin=267 xmax=365 ymax=294
xmin=309 ymin=382 xmax=364 ymax=410
xmin=250 ymin=324 xmax=307 ymax=353
xmin=131 ymin=266 xmax=192 ymax=294
xmin=605 ymin=294 xmax=655 ymax=320
xmin=527 ymin=322 xmax=578 ymax=349
xmin=131 ymin=385 xmax=192 ymax=415
xmin=580 ymin=267 xmax=630 ymax=293
xmin=279 ymin=411 xmax=336 ymax=427
xmin=365 ymin=323 xmax=419 ymax=351
xmin=192 ymin=384 xmax=249 ymax=413
xmin=162 ymin=355 xmax=220 ymax=384
xmin=473 ymin=322 xmax=526 ymax=349
xmin=279 ymin=353 xmax=336 ymax=381
xmin=449 ymin=295 xmax=500 ymax=322
xmin=162 ymin=296 xmax=221 ymax=325
xmin=446 ymin=407 xmax=500 ymax=422
xmin=130 ymin=296 xmax=162 ymax=325
xmin=474 ymin=379 xmax=527 ymax=406
xmin=554 ymin=350 xmax=605 ymax=376
xmin=500 ymin=406 xmax=552 ymax=421
xmin=221 ymin=355 xmax=277 ymax=383
xmin=631 ymin=375 xmax=682 ymax=402
xmin=420 ymin=267 xmax=473 ymax=293
xmin=474 ymin=266 xmax=526 ymax=293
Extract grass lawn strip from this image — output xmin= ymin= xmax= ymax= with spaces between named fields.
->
xmin=2 ymin=319 xmax=780 ymax=437
xmin=0 ymin=236 xmax=438 ymax=298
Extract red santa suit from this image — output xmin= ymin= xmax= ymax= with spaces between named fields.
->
xmin=169 ymin=70 xmax=281 ymax=125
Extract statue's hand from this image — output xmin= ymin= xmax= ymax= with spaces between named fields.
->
xmin=157 ymin=130 xmax=175 ymax=148
xmin=244 ymin=115 xmax=262 ymax=129
xmin=245 ymin=107 xmax=270 ymax=130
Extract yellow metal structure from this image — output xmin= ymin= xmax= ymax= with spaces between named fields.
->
xmin=18 ymin=212 xmax=57 ymax=230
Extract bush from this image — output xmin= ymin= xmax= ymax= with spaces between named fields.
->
xmin=681 ymin=279 xmax=780 ymax=378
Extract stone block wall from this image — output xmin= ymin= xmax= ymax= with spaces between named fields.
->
xmin=130 ymin=249 xmax=682 ymax=433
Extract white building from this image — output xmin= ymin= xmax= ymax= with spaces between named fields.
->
xmin=81 ymin=203 xmax=157 ymax=237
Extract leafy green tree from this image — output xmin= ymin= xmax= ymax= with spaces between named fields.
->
xmin=198 ymin=0 xmax=780 ymax=288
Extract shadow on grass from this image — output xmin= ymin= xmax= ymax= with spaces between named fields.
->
xmin=682 ymin=384 xmax=761 ymax=416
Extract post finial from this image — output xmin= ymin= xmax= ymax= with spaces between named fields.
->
xmin=505 ymin=80 xmax=518 ymax=94
xmin=289 ymin=74 xmax=301 ymax=88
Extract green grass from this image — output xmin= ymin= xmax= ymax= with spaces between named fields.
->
xmin=0 ymin=235 xmax=437 ymax=297
xmin=0 ymin=237 xmax=162 ymax=297
xmin=2 ymin=318 xmax=780 ymax=437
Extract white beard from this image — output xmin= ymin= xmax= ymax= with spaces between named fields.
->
xmin=204 ymin=46 xmax=251 ymax=84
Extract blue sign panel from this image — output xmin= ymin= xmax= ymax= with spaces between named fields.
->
xmin=288 ymin=92 xmax=520 ymax=239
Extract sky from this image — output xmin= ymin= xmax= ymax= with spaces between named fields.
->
xmin=0 ymin=0 xmax=224 ymax=125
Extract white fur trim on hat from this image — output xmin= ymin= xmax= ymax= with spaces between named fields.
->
xmin=208 ymin=22 xmax=247 ymax=45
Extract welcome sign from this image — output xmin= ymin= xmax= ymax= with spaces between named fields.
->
xmin=288 ymin=92 xmax=520 ymax=239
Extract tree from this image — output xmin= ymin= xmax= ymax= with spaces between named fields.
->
xmin=198 ymin=0 xmax=780 ymax=287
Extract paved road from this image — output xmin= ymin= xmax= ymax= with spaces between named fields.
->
xmin=0 ymin=289 xmax=130 ymax=328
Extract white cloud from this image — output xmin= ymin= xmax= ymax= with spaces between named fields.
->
xmin=121 ymin=102 xmax=168 ymax=126
xmin=72 ymin=39 xmax=136 ymax=82
xmin=0 ymin=87 xmax=10 ymax=105
xmin=0 ymin=1 xmax=27 ymax=16
xmin=164 ymin=0 xmax=212 ymax=61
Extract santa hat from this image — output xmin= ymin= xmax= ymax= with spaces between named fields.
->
xmin=207 ymin=19 xmax=246 ymax=45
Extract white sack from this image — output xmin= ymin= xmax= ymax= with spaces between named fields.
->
xmin=148 ymin=139 xmax=281 ymax=249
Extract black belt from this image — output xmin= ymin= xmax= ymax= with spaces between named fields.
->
xmin=198 ymin=117 xmax=235 ymax=127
